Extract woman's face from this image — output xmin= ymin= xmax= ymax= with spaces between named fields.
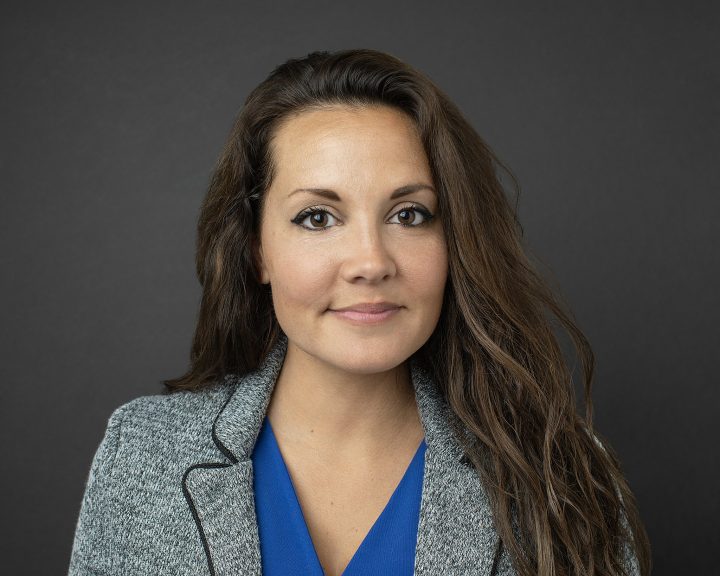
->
xmin=257 ymin=104 xmax=448 ymax=376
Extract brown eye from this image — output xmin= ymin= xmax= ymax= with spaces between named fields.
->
xmin=397 ymin=209 xmax=416 ymax=225
xmin=390 ymin=205 xmax=433 ymax=227
xmin=310 ymin=212 xmax=328 ymax=227
xmin=291 ymin=208 xmax=338 ymax=230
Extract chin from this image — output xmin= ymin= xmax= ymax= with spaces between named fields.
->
xmin=286 ymin=330 xmax=426 ymax=375
xmin=337 ymin=358 xmax=405 ymax=375
xmin=328 ymin=343 xmax=416 ymax=375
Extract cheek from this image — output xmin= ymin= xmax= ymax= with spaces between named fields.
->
xmin=267 ymin=244 xmax=334 ymax=309
xmin=403 ymin=237 xmax=448 ymax=300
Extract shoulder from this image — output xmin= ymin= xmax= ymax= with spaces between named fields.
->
xmin=85 ymin=381 xmax=239 ymax=531
xmin=88 ymin=379 xmax=239 ymax=487
xmin=103 ymin=380 xmax=233 ymax=462
xmin=69 ymin=382 xmax=236 ymax=573
xmin=111 ymin=380 xmax=231 ymax=430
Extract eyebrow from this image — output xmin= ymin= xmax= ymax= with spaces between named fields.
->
xmin=287 ymin=183 xmax=436 ymax=201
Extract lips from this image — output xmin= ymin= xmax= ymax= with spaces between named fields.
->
xmin=328 ymin=302 xmax=402 ymax=325
xmin=331 ymin=302 xmax=401 ymax=313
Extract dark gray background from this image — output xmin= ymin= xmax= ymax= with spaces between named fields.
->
xmin=2 ymin=1 xmax=717 ymax=574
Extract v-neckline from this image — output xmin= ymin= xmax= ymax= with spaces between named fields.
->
xmin=264 ymin=417 xmax=426 ymax=575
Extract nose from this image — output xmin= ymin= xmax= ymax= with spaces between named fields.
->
xmin=339 ymin=224 xmax=397 ymax=284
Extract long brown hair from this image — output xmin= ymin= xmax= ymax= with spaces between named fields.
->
xmin=165 ymin=49 xmax=651 ymax=575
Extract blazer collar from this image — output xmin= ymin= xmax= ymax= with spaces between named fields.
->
xmin=183 ymin=333 xmax=501 ymax=575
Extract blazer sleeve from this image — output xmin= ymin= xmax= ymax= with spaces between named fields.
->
xmin=620 ymin=512 xmax=642 ymax=576
xmin=68 ymin=404 xmax=127 ymax=576
xmin=591 ymin=432 xmax=643 ymax=576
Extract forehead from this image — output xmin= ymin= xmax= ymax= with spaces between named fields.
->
xmin=268 ymin=105 xmax=428 ymax=181
xmin=273 ymin=103 xmax=419 ymax=139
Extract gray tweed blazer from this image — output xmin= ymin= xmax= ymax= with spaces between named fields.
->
xmin=68 ymin=333 xmax=535 ymax=575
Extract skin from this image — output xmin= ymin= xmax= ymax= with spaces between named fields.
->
xmin=256 ymin=104 xmax=448 ymax=575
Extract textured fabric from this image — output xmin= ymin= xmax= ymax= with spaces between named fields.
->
xmin=67 ymin=331 xmax=642 ymax=575
xmin=252 ymin=415 xmax=426 ymax=575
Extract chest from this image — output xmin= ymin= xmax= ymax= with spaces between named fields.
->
xmin=276 ymin=435 xmax=425 ymax=576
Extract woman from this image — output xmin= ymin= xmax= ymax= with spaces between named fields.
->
xmin=69 ymin=49 xmax=651 ymax=575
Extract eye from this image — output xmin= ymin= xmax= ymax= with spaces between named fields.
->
xmin=389 ymin=204 xmax=434 ymax=227
xmin=291 ymin=207 xmax=339 ymax=231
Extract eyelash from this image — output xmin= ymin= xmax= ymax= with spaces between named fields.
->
xmin=290 ymin=204 xmax=435 ymax=231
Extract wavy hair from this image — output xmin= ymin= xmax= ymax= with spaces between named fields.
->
xmin=164 ymin=49 xmax=651 ymax=576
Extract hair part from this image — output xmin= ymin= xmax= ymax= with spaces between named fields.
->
xmin=164 ymin=49 xmax=651 ymax=576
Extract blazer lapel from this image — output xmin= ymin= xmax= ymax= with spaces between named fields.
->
xmin=182 ymin=333 xmax=502 ymax=575
xmin=410 ymin=360 xmax=502 ymax=575
xmin=182 ymin=462 xmax=260 ymax=576
xmin=182 ymin=335 xmax=287 ymax=576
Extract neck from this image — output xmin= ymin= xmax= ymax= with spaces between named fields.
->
xmin=266 ymin=341 xmax=422 ymax=456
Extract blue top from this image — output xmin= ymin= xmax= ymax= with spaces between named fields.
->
xmin=251 ymin=416 xmax=427 ymax=575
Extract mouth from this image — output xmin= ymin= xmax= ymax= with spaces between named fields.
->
xmin=330 ymin=302 xmax=401 ymax=313
xmin=329 ymin=308 xmax=401 ymax=324
xmin=328 ymin=304 xmax=402 ymax=325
